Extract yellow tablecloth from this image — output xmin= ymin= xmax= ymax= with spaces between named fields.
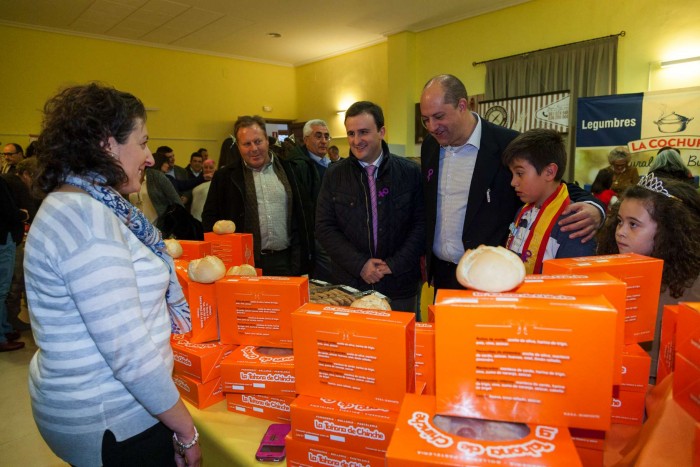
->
xmin=184 ymin=400 xmax=287 ymax=466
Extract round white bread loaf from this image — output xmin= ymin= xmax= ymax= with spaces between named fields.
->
xmin=226 ymin=264 xmax=257 ymax=276
xmin=456 ymin=245 xmax=525 ymax=292
xmin=188 ymin=255 xmax=226 ymax=283
xmin=212 ymin=220 xmax=236 ymax=234
xmin=164 ymin=238 xmax=183 ymax=258
xmin=350 ymin=294 xmax=392 ymax=311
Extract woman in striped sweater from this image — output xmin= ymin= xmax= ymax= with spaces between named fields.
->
xmin=24 ymin=83 xmax=201 ymax=466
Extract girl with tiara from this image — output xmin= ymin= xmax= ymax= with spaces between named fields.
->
xmin=597 ymin=173 xmax=700 ymax=383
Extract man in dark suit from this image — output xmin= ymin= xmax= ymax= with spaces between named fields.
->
xmin=419 ymin=74 xmax=603 ymax=290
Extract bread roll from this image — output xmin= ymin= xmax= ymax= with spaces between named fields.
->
xmin=456 ymin=245 xmax=525 ymax=292
xmin=350 ymin=293 xmax=392 ymax=311
xmin=188 ymin=255 xmax=226 ymax=283
xmin=213 ymin=220 xmax=236 ymax=234
xmin=226 ymin=264 xmax=257 ymax=276
xmin=164 ymin=238 xmax=183 ymax=258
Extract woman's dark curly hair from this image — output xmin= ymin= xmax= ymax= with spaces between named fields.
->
xmin=35 ymin=82 xmax=146 ymax=194
xmin=596 ymin=179 xmax=700 ymax=298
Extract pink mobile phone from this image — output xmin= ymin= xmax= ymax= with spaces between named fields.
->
xmin=255 ymin=423 xmax=291 ymax=462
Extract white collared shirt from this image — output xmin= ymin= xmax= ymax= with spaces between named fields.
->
xmin=247 ymin=153 xmax=290 ymax=251
xmin=433 ymin=113 xmax=482 ymax=264
xmin=308 ymin=150 xmax=330 ymax=168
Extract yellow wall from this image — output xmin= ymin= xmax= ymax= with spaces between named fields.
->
xmin=0 ymin=24 xmax=297 ymax=162
xmin=295 ymin=43 xmax=388 ymax=157
xmin=3 ymin=0 xmax=699 ymax=161
xmin=390 ymin=0 xmax=700 ymax=154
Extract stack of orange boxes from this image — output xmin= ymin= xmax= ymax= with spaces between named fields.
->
xmin=674 ymin=303 xmax=700 ymax=423
xmin=215 ymin=276 xmax=309 ymax=423
xmin=286 ymin=303 xmax=416 ymax=466
xmin=170 ymin=334 xmax=234 ymax=409
xmin=221 ymin=345 xmax=296 ymax=423
xmin=386 ymin=288 xmax=620 ymax=466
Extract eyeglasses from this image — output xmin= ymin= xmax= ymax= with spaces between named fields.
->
xmin=312 ymin=132 xmax=332 ymax=141
xmin=2 ymin=152 xmax=19 ymax=157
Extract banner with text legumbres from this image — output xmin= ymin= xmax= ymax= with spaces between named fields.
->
xmin=575 ymin=87 xmax=700 ymax=184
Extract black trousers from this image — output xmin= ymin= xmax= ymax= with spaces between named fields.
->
xmin=259 ymin=248 xmax=293 ymax=276
xmin=101 ymin=422 xmax=176 ymax=467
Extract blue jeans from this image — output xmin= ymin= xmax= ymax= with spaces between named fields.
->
xmin=0 ymin=233 xmax=17 ymax=344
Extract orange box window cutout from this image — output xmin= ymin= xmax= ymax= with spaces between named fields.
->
xmin=542 ymin=254 xmax=663 ymax=344
xmin=170 ymin=334 xmax=235 ymax=383
xmin=677 ymin=303 xmax=700 ymax=368
xmin=172 ymin=372 xmax=224 ymax=409
xmin=292 ymin=303 xmax=415 ymax=411
xmin=176 ymin=240 xmax=212 ymax=261
xmin=216 ymin=276 xmax=309 ymax=347
xmin=657 ymin=305 xmax=679 ymax=384
xmin=225 ymin=393 xmax=294 ymax=423
xmin=290 ymin=394 xmax=398 ymax=455
xmin=173 ymin=260 xmax=219 ymax=344
xmin=514 ymin=272 xmax=626 ymax=386
xmin=674 ymin=354 xmax=700 ymax=422
xmin=620 ymin=344 xmax=650 ymax=393
xmin=286 ymin=434 xmax=386 ymax=467
xmin=610 ymin=389 xmax=645 ymax=426
xmin=203 ymin=232 xmax=254 ymax=270
xmin=416 ymin=322 xmax=436 ymax=396
xmin=385 ymin=394 xmax=582 ymax=467
xmin=220 ymin=345 xmax=296 ymax=396
xmin=433 ymin=290 xmax=617 ymax=431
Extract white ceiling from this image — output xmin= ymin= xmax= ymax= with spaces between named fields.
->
xmin=0 ymin=0 xmax=529 ymax=66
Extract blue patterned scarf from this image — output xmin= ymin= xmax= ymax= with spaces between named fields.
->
xmin=65 ymin=173 xmax=192 ymax=334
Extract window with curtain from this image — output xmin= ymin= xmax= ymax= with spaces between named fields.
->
xmin=483 ymin=35 xmax=618 ymax=180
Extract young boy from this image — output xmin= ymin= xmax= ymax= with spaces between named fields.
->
xmin=502 ymin=129 xmax=596 ymax=274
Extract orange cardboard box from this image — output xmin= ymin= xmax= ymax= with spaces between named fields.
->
xmin=177 ymin=240 xmax=211 ymax=261
xmin=203 ymin=232 xmax=254 ymax=270
xmin=542 ymin=254 xmax=663 ymax=344
xmin=172 ymin=372 xmax=224 ymax=409
xmin=216 ymin=276 xmax=309 ymax=347
xmin=416 ymin=322 xmax=436 ymax=396
xmin=621 ymin=343 xmax=651 ymax=393
xmin=610 ymin=389 xmax=645 ymax=426
xmin=575 ymin=446 xmax=604 ymax=467
xmin=434 ymin=290 xmax=617 ymax=430
xmin=174 ymin=260 xmax=219 ymax=343
xmin=514 ymin=273 xmax=626 ymax=386
xmin=677 ymin=303 xmax=700 ymax=368
xmin=657 ymin=305 xmax=679 ymax=384
xmin=286 ymin=434 xmax=385 ymax=467
xmin=220 ymin=345 xmax=296 ymax=396
xmin=568 ymin=428 xmax=606 ymax=451
xmin=290 ymin=395 xmax=398 ymax=455
xmin=170 ymin=334 xmax=235 ymax=383
xmin=386 ymin=394 xmax=582 ymax=467
xmin=225 ymin=393 xmax=293 ymax=423
xmin=674 ymin=353 xmax=700 ymax=422
xmin=292 ymin=303 xmax=415 ymax=410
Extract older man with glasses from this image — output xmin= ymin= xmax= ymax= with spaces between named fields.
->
xmin=2 ymin=143 xmax=24 ymax=175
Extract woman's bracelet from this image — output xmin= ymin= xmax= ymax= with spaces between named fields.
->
xmin=173 ymin=426 xmax=199 ymax=455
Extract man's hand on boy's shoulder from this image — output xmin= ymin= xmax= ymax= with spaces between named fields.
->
xmin=559 ymin=202 xmax=602 ymax=243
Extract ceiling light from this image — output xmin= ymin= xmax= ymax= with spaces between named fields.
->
xmin=660 ymin=56 xmax=700 ymax=69
xmin=267 ymin=33 xmax=282 ymax=38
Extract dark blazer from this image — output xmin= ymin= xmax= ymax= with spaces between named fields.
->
xmin=421 ymin=119 xmax=602 ymax=284
xmin=201 ymin=154 xmax=315 ymax=275
xmin=316 ymin=141 xmax=424 ymax=299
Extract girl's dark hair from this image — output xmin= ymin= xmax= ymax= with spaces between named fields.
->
xmin=36 ymin=82 xmax=146 ymax=194
xmin=591 ymin=169 xmax=614 ymax=194
xmin=596 ymin=180 xmax=700 ymax=298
